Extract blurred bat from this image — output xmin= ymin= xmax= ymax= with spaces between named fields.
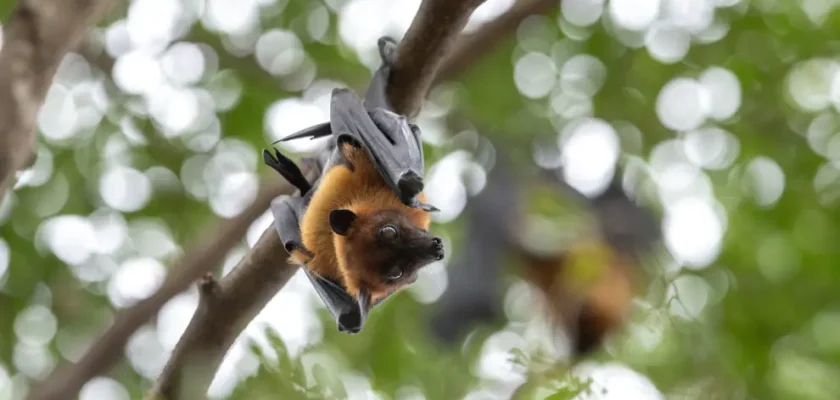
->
xmin=517 ymin=169 xmax=661 ymax=358
xmin=429 ymin=143 xmax=661 ymax=358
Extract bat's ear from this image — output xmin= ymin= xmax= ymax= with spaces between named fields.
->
xmin=329 ymin=209 xmax=357 ymax=236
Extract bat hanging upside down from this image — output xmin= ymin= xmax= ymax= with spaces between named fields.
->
xmin=263 ymin=37 xmax=444 ymax=334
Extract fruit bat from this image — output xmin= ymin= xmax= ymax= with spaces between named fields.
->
xmin=262 ymin=37 xmax=442 ymax=334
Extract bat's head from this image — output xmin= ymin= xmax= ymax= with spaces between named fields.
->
xmin=330 ymin=207 xmax=444 ymax=298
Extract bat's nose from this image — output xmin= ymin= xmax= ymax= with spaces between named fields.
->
xmin=429 ymin=236 xmax=444 ymax=260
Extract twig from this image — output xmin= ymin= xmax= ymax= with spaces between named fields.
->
xmin=0 ymin=0 xmax=113 ymax=200
xmin=31 ymin=0 xmax=564 ymax=397
xmin=144 ymin=226 xmax=299 ymax=400
xmin=435 ymin=0 xmax=559 ymax=83
xmin=29 ymin=176 xmax=300 ymax=400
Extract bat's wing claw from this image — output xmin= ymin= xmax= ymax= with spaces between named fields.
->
xmin=270 ymin=196 xmax=307 ymax=253
xmin=397 ymin=170 xmax=424 ymax=203
xmin=263 ymin=149 xmax=312 ymax=195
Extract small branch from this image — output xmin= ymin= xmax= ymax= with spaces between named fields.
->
xmin=435 ymin=0 xmax=559 ymax=83
xmin=0 ymin=0 xmax=113 ymax=200
xmin=145 ymin=230 xmax=299 ymax=399
xmin=387 ymin=0 xmax=488 ymax=116
xmin=29 ymin=176 xmax=301 ymax=400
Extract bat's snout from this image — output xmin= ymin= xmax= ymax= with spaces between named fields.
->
xmin=429 ymin=236 xmax=444 ymax=261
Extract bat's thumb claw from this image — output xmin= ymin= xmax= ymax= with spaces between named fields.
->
xmin=398 ymin=170 xmax=424 ymax=200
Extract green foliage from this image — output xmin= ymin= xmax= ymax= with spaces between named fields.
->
xmin=3 ymin=1 xmax=840 ymax=399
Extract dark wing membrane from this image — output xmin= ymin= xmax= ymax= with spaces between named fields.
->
xmin=329 ymin=89 xmax=425 ymax=205
xmin=302 ymin=268 xmax=368 ymax=334
xmin=269 ymin=196 xmax=308 ymax=254
xmin=270 ymin=195 xmax=368 ymax=333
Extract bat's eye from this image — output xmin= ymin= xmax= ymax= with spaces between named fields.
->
xmin=387 ymin=268 xmax=403 ymax=280
xmin=379 ymin=225 xmax=398 ymax=239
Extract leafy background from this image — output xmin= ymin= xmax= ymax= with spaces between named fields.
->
xmin=1 ymin=0 xmax=840 ymax=399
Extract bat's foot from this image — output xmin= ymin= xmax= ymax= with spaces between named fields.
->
xmin=377 ymin=36 xmax=398 ymax=67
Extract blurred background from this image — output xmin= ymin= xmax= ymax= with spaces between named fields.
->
xmin=2 ymin=0 xmax=840 ymax=399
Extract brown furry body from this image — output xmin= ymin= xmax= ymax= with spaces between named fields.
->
xmin=521 ymin=241 xmax=637 ymax=356
xmin=291 ymin=143 xmax=431 ymax=303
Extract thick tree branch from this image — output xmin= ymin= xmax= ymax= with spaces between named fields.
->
xmin=29 ymin=176 xmax=300 ymax=400
xmin=0 ymin=0 xmax=113 ymax=200
xmin=386 ymin=0 xmax=487 ymax=117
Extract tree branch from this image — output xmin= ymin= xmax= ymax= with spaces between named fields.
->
xmin=0 ymin=0 xmax=113 ymax=200
xmin=32 ymin=0 xmax=565 ymax=398
xmin=29 ymin=176 xmax=302 ymax=400
xmin=144 ymin=227 xmax=300 ymax=400
xmin=386 ymin=0 xmax=487 ymax=117
xmin=435 ymin=0 xmax=558 ymax=83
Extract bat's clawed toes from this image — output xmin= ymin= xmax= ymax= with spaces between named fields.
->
xmin=377 ymin=36 xmax=398 ymax=66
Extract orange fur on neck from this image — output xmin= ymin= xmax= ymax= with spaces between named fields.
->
xmin=299 ymin=143 xmax=430 ymax=300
